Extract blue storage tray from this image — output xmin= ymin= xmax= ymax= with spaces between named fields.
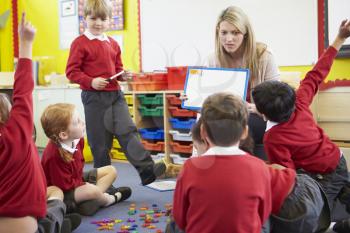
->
xmin=139 ymin=128 xmax=165 ymax=140
xmin=169 ymin=118 xmax=196 ymax=130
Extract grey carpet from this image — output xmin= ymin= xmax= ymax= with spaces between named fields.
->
xmin=73 ymin=161 xmax=174 ymax=233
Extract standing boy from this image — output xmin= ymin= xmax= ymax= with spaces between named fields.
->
xmin=66 ymin=0 xmax=165 ymax=185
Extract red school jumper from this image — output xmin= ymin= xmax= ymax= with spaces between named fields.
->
xmin=41 ymin=139 xmax=85 ymax=192
xmin=0 ymin=59 xmax=47 ymax=218
xmin=65 ymin=34 xmax=123 ymax=91
xmin=173 ymin=154 xmax=295 ymax=233
xmin=264 ymin=47 xmax=340 ymax=174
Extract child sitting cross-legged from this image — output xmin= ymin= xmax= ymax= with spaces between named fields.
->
xmin=40 ymin=103 xmax=131 ymax=216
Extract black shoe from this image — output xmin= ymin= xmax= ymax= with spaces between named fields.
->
xmin=77 ymin=200 xmax=100 ymax=216
xmin=141 ymin=161 xmax=166 ymax=185
xmin=333 ymin=219 xmax=350 ymax=233
xmin=114 ymin=186 xmax=132 ymax=203
xmin=64 ymin=213 xmax=82 ymax=232
xmin=105 ymin=185 xmax=118 ymax=195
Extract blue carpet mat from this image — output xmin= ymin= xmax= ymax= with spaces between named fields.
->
xmin=74 ymin=161 xmax=174 ymax=233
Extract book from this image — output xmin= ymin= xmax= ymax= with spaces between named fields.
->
xmin=145 ymin=180 xmax=176 ymax=192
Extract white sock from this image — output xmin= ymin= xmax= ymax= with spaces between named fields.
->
xmin=103 ymin=193 xmax=116 ymax=207
xmin=115 ymin=192 xmax=122 ymax=202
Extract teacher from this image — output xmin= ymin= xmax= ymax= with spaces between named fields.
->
xmin=205 ymin=6 xmax=280 ymax=157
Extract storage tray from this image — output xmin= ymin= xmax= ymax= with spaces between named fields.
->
xmin=138 ymin=106 xmax=164 ymax=117
xmin=139 ymin=128 xmax=165 ymax=140
xmin=169 ymin=130 xmax=192 ymax=142
xmin=166 ymin=94 xmax=182 ymax=106
xmin=141 ymin=140 xmax=165 ymax=152
xmin=169 ymin=118 xmax=196 ymax=130
xmin=170 ymin=141 xmax=193 ymax=154
xmin=168 ymin=106 xmax=197 ymax=117
xmin=137 ymin=94 xmax=163 ymax=105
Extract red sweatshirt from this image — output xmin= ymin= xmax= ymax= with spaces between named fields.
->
xmin=264 ymin=46 xmax=340 ymax=173
xmin=173 ymin=154 xmax=295 ymax=233
xmin=0 ymin=59 xmax=47 ymax=218
xmin=66 ymin=34 xmax=123 ymax=91
xmin=41 ymin=139 xmax=85 ymax=192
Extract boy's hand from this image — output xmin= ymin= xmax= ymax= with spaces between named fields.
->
xmin=332 ymin=19 xmax=350 ymax=50
xmin=119 ymin=70 xmax=133 ymax=82
xmin=19 ymin=12 xmax=36 ymax=44
xmin=338 ymin=19 xmax=350 ymax=39
xmin=91 ymin=77 xmax=109 ymax=90
xmin=18 ymin=12 xmax=35 ymax=59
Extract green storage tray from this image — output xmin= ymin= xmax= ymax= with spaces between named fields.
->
xmin=137 ymin=94 xmax=163 ymax=105
xmin=138 ymin=106 xmax=164 ymax=116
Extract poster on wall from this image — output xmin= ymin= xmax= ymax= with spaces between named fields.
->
xmin=59 ymin=0 xmax=79 ymax=49
xmin=78 ymin=0 xmax=124 ymax=34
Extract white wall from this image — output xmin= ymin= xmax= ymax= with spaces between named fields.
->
xmin=140 ymin=0 xmax=318 ymax=71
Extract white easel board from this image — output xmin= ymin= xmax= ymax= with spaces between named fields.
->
xmin=182 ymin=67 xmax=249 ymax=110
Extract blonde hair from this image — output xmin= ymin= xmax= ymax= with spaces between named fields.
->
xmin=0 ymin=94 xmax=11 ymax=124
xmin=41 ymin=103 xmax=76 ymax=163
xmin=84 ymin=0 xmax=112 ymax=19
xmin=215 ymin=6 xmax=267 ymax=87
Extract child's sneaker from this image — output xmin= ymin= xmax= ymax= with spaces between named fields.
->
xmin=140 ymin=161 xmax=167 ymax=185
xmin=114 ymin=186 xmax=132 ymax=203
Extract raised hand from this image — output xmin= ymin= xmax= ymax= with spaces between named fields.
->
xmin=18 ymin=12 xmax=36 ymax=43
xmin=338 ymin=19 xmax=350 ymax=40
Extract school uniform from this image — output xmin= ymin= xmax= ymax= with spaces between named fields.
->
xmin=66 ymin=32 xmax=157 ymax=183
xmin=41 ymin=139 xmax=85 ymax=192
xmin=0 ymin=58 xmax=47 ymax=218
xmin=263 ymin=46 xmax=350 ymax=210
xmin=173 ymin=146 xmax=295 ymax=233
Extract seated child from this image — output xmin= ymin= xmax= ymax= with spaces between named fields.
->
xmin=40 ymin=103 xmax=131 ymax=216
xmin=172 ymin=93 xmax=297 ymax=233
xmin=38 ymin=186 xmax=81 ymax=233
xmin=252 ymin=20 xmax=350 ymax=233
xmin=0 ymin=13 xmax=47 ymax=233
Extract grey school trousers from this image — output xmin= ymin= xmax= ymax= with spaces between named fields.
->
xmin=81 ymin=90 xmax=154 ymax=173
xmin=37 ymin=199 xmax=65 ymax=233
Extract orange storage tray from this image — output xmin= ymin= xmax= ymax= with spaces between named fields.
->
xmin=166 ymin=94 xmax=182 ymax=106
xmin=168 ymin=106 xmax=197 ymax=118
xmin=141 ymin=140 xmax=165 ymax=152
xmin=129 ymin=81 xmax=167 ymax=91
xmin=132 ymin=72 xmax=167 ymax=82
xmin=170 ymin=141 xmax=193 ymax=154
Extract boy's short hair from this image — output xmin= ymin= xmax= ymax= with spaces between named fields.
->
xmin=191 ymin=118 xmax=203 ymax=143
xmin=252 ymin=81 xmax=296 ymax=123
xmin=201 ymin=92 xmax=248 ymax=146
xmin=84 ymin=0 xmax=112 ymax=19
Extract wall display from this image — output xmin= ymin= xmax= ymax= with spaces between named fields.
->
xmin=78 ymin=0 xmax=124 ymax=34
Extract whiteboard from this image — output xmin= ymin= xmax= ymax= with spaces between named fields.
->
xmin=140 ymin=0 xmax=318 ymax=71
xmin=326 ymin=0 xmax=350 ymax=57
xmin=183 ymin=67 xmax=249 ymax=110
xmin=327 ymin=0 xmax=350 ymax=46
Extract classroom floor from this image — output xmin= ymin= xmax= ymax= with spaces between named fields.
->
xmin=74 ymin=161 xmax=174 ymax=233
xmin=75 ymin=161 xmax=343 ymax=233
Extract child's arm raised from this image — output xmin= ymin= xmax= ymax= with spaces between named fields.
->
xmin=296 ymin=19 xmax=350 ymax=107
xmin=6 ymin=13 xmax=36 ymax=143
